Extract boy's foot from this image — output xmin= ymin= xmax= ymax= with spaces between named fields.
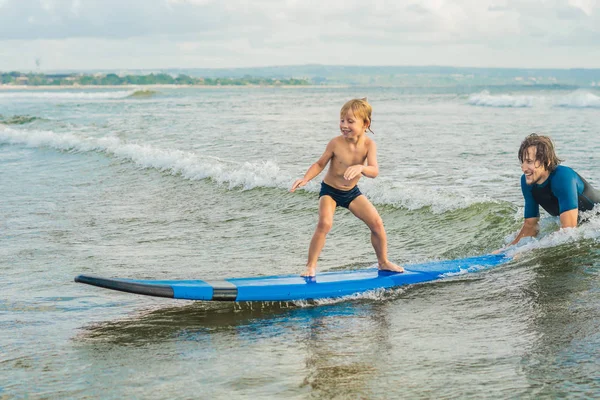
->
xmin=301 ymin=266 xmax=317 ymax=277
xmin=378 ymin=260 xmax=404 ymax=273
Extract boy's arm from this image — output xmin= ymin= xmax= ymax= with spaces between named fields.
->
xmin=362 ymin=140 xmax=379 ymax=178
xmin=344 ymin=140 xmax=379 ymax=180
xmin=290 ymin=141 xmax=334 ymax=192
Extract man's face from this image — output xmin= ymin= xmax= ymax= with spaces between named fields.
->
xmin=521 ymin=146 xmax=550 ymax=185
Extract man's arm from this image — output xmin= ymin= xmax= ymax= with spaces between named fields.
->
xmin=509 ymin=217 xmax=540 ymax=246
xmin=559 ymin=209 xmax=578 ymax=228
xmin=509 ymin=174 xmax=541 ymax=246
xmin=552 ymin=166 xmax=580 ymax=228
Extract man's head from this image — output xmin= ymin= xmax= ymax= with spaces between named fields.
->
xmin=518 ymin=134 xmax=562 ymax=185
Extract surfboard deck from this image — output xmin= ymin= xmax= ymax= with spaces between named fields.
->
xmin=74 ymin=254 xmax=510 ymax=302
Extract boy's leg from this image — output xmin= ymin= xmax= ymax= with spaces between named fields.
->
xmin=303 ymin=195 xmax=337 ymax=277
xmin=348 ymin=195 xmax=404 ymax=273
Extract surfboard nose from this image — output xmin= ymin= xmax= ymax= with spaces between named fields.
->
xmin=74 ymin=274 xmax=175 ymax=298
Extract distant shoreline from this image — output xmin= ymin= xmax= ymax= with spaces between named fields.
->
xmin=3 ymin=67 xmax=599 ymax=88
xmin=0 ymin=84 xmax=343 ymax=90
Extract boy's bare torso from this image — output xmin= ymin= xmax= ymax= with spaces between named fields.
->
xmin=324 ymin=135 xmax=370 ymax=190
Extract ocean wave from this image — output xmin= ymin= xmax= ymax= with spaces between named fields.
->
xmin=0 ymin=114 xmax=40 ymax=125
xmin=468 ymin=89 xmax=600 ymax=109
xmin=363 ymin=179 xmax=497 ymax=213
xmin=127 ymin=90 xmax=158 ymax=99
xmin=468 ymin=90 xmax=540 ymax=108
xmin=0 ymin=126 xmax=290 ymax=190
xmin=0 ymin=126 xmax=502 ymax=212
xmin=554 ymin=90 xmax=600 ymax=108
xmin=0 ymin=90 xmax=137 ymax=100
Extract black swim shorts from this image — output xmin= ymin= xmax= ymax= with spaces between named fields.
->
xmin=319 ymin=181 xmax=362 ymax=208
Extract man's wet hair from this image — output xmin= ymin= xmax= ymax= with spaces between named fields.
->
xmin=518 ymin=133 xmax=563 ymax=171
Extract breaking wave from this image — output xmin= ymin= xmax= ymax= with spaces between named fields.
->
xmin=0 ymin=126 xmax=505 ymax=213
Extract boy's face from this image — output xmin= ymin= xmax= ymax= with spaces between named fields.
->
xmin=521 ymin=146 xmax=549 ymax=185
xmin=339 ymin=109 xmax=367 ymax=140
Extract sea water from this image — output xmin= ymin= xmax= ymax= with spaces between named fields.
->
xmin=1 ymin=85 xmax=599 ymax=398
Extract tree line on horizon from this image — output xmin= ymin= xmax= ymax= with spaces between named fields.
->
xmin=0 ymin=72 xmax=311 ymax=86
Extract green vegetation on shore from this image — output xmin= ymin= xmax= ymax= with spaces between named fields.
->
xmin=0 ymin=72 xmax=311 ymax=87
xmin=3 ymin=66 xmax=599 ymax=88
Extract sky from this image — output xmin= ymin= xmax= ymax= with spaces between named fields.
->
xmin=0 ymin=0 xmax=599 ymax=71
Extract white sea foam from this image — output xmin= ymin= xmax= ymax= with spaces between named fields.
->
xmin=363 ymin=178 xmax=496 ymax=213
xmin=468 ymin=90 xmax=541 ymax=108
xmin=0 ymin=126 xmax=290 ymax=190
xmin=229 ymin=285 xmax=407 ymax=309
xmin=468 ymin=89 xmax=600 ymax=109
xmin=441 ymin=263 xmax=492 ymax=277
xmin=291 ymin=286 xmax=406 ymax=307
xmin=502 ymin=211 xmax=600 ymax=257
xmin=0 ymin=90 xmax=137 ymax=100
xmin=554 ymin=90 xmax=600 ymax=108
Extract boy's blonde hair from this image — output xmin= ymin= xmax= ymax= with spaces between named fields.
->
xmin=340 ymin=98 xmax=374 ymax=133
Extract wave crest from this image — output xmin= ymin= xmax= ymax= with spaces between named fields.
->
xmin=468 ymin=89 xmax=600 ymax=109
xmin=0 ymin=126 xmax=502 ymax=212
xmin=468 ymin=90 xmax=539 ymax=108
xmin=0 ymin=126 xmax=289 ymax=190
xmin=554 ymin=90 xmax=600 ymax=108
xmin=363 ymin=179 xmax=496 ymax=213
xmin=0 ymin=114 xmax=40 ymax=125
xmin=127 ymin=90 xmax=158 ymax=99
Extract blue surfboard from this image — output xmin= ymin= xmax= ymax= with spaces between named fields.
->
xmin=74 ymin=254 xmax=510 ymax=302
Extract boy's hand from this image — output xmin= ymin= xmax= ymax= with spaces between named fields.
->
xmin=290 ymin=179 xmax=308 ymax=192
xmin=344 ymin=165 xmax=364 ymax=180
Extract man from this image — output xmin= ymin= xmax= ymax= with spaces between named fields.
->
xmin=507 ymin=133 xmax=600 ymax=247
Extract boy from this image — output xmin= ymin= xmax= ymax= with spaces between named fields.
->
xmin=290 ymin=98 xmax=404 ymax=277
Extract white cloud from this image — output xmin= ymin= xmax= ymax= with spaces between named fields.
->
xmin=568 ymin=0 xmax=596 ymax=15
xmin=0 ymin=0 xmax=598 ymax=70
